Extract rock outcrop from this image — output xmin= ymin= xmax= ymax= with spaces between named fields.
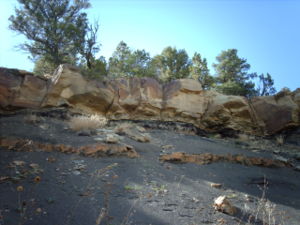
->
xmin=0 ymin=67 xmax=48 ymax=109
xmin=251 ymin=90 xmax=300 ymax=134
xmin=1 ymin=65 xmax=299 ymax=136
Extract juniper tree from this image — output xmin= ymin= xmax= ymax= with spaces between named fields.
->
xmin=9 ymin=0 xmax=93 ymax=67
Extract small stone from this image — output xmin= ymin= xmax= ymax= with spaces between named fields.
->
xmin=12 ymin=160 xmax=25 ymax=166
xmin=192 ymin=197 xmax=199 ymax=203
xmin=162 ymin=145 xmax=174 ymax=150
xmin=36 ymin=208 xmax=42 ymax=213
xmin=94 ymin=137 xmax=104 ymax=142
xmin=213 ymin=195 xmax=237 ymax=215
xmin=294 ymin=165 xmax=300 ymax=171
xmin=73 ymin=171 xmax=81 ymax=175
xmin=105 ymin=134 xmax=119 ymax=144
xmin=46 ymin=157 xmax=56 ymax=163
xmin=17 ymin=186 xmax=24 ymax=192
xmin=244 ymin=194 xmax=253 ymax=202
xmin=77 ymin=130 xmax=91 ymax=136
xmin=136 ymin=126 xmax=146 ymax=132
xmin=34 ymin=176 xmax=41 ymax=183
xmin=210 ymin=183 xmax=222 ymax=188
xmin=29 ymin=163 xmax=39 ymax=169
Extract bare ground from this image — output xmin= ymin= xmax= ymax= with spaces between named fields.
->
xmin=0 ymin=109 xmax=300 ymax=225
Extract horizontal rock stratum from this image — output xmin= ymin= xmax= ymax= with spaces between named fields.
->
xmin=1 ymin=64 xmax=299 ymax=135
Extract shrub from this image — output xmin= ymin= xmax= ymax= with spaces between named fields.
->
xmin=68 ymin=114 xmax=107 ymax=131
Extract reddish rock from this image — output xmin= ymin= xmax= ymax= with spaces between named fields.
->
xmin=0 ymin=137 xmax=138 ymax=158
xmin=159 ymin=152 xmax=292 ymax=168
xmin=0 ymin=67 xmax=47 ymax=109
xmin=251 ymin=90 xmax=300 ymax=134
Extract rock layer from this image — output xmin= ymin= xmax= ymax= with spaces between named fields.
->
xmin=1 ymin=65 xmax=299 ymax=135
xmin=0 ymin=137 xmax=138 ymax=158
xmin=159 ymin=152 xmax=292 ymax=168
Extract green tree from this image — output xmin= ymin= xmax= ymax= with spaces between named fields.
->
xmin=129 ymin=49 xmax=155 ymax=77
xmin=152 ymin=47 xmax=191 ymax=82
xmin=213 ymin=49 xmax=256 ymax=97
xmin=78 ymin=21 xmax=100 ymax=69
xmin=108 ymin=41 xmax=131 ymax=77
xmin=190 ymin=52 xmax=214 ymax=89
xmin=256 ymin=73 xmax=276 ymax=96
xmin=108 ymin=41 xmax=154 ymax=78
xmin=80 ymin=56 xmax=108 ymax=79
xmin=9 ymin=0 xmax=91 ymax=67
xmin=33 ymin=56 xmax=57 ymax=76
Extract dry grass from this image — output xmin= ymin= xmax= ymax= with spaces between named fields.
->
xmin=276 ymin=135 xmax=284 ymax=146
xmin=249 ymin=178 xmax=278 ymax=225
xmin=68 ymin=114 xmax=107 ymax=131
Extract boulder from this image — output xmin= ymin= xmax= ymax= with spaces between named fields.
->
xmin=162 ymin=79 xmax=207 ymax=125
xmin=0 ymin=67 xmax=23 ymax=108
xmin=106 ymin=77 xmax=163 ymax=120
xmin=0 ymin=67 xmax=48 ymax=109
xmin=106 ymin=78 xmax=142 ymax=119
xmin=134 ymin=77 xmax=163 ymax=119
xmin=251 ymin=90 xmax=300 ymax=134
xmin=201 ymin=91 xmax=260 ymax=135
xmin=44 ymin=64 xmax=114 ymax=114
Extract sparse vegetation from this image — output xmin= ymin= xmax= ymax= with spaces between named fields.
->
xmin=244 ymin=178 xmax=279 ymax=225
xmin=68 ymin=114 xmax=107 ymax=131
xmin=276 ymin=135 xmax=284 ymax=146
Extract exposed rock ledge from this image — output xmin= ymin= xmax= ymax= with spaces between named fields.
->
xmin=1 ymin=65 xmax=299 ymax=136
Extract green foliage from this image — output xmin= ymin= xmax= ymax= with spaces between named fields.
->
xmin=190 ymin=52 xmax=215 ymax=89
xmin=80 ymin=56 xmax=108 ymax=79
xmin=216 ymin=81 xmax=257 ymax=97
xmin=213 ymin=49 xmax=250 ymax=83
xmin=9 ymin=0 xmax=93 ymax=67
xmin=78 ymin=21 xmax=101 ymax=69
xmin=152 ymin=46 xmax=191 ymax=82
xmin=257 ymin=73 xmax=276 ymax=96
xmin=213 ymin=49 xmax=257 ymax=97
xmin=33 ymin=56 xmax=57 ymax=76
xmin=108 ymin=41 xmax=154 ymax=78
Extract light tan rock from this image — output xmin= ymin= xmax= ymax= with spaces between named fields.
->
xmin=44 ymin=64 xmax=114 ymax=114
xmin=106 ymin=77 xmax=163 ymax=120
xmin=1 ymin=65 xmax=300 ymax=136
xmin=133 ymin=77 xmax=163 ymax=119
xmin=201 ymin=91 xmax=259 ymax=134
xmin=105 ymin=134 xmax=119 ymax=144
xmin=106 ymin=78 xmax=142 ymax=119
xmin=213 ymin=195 xmax=237 ymax=215
xmin=162 ymin=79 xmax=207 ymax=125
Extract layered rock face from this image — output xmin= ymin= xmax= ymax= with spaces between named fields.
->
xmin=1 ymin=65 xmax=299 ymax=135
xmin=0 ymin=68 xmax=48 ymax=109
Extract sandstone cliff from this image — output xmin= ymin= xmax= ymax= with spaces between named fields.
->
xmin=1 ymin=64 xmax=299 ymax=136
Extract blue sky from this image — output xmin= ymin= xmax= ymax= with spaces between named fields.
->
xmin=0 ymin=0 xmax=299 ymax=91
